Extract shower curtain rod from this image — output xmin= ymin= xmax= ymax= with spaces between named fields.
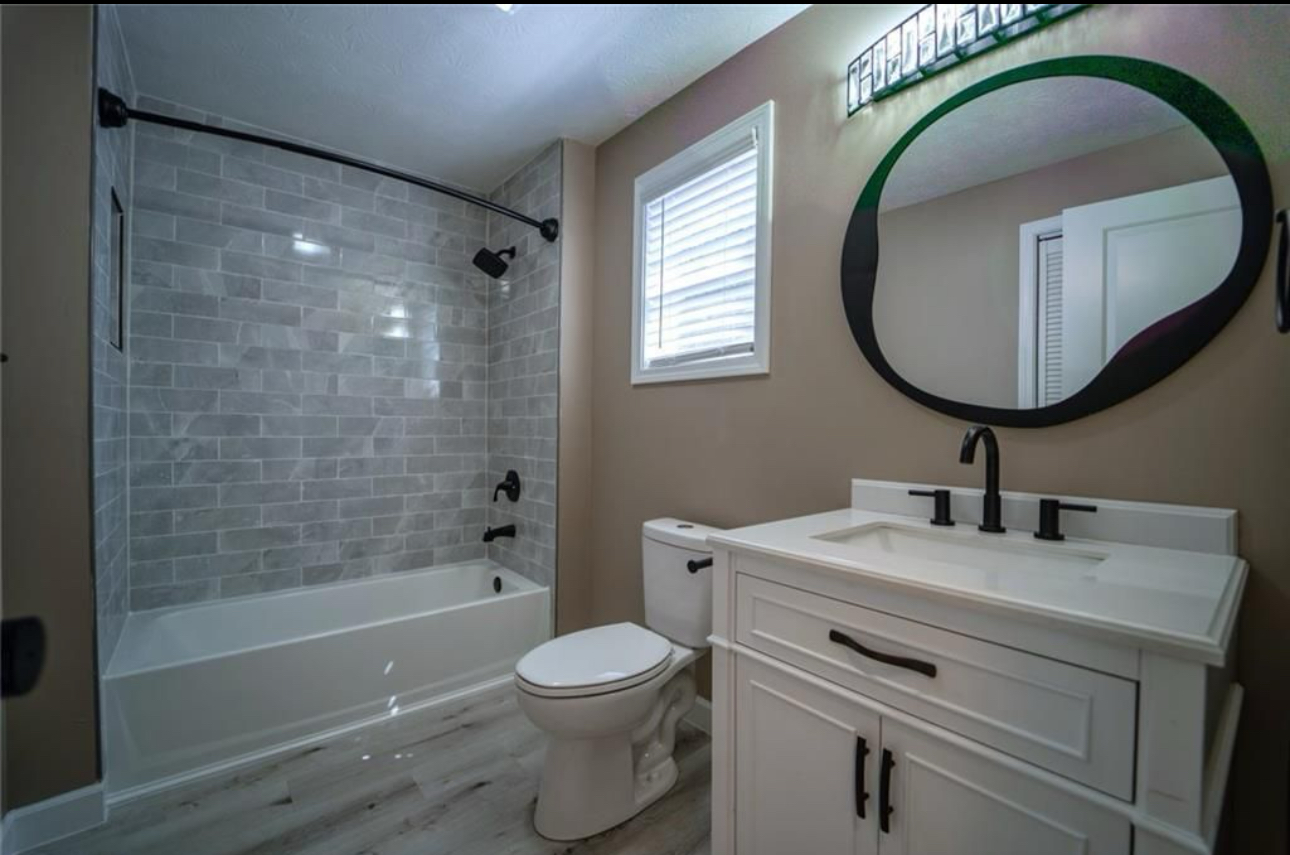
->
xmin=97 ymin=88 xmax=560 ymax=243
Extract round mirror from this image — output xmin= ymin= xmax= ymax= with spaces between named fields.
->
xmin=841 ymin=57 xmax=1272 ymax=427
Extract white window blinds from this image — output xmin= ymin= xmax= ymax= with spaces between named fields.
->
xmin=641 ymin=142 xmax=759 ymax=369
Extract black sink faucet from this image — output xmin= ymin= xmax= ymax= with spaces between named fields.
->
xmin=959 ymin=425 xmax=1005 ymax=533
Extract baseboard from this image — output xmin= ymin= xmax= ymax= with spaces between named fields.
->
xmin=2 ymin=783 xmax=104 ymax=855
xmin=684 ymin=696 xmax=712 ymax=735
xmin=107 ymin=673 xmax=515 ymax=808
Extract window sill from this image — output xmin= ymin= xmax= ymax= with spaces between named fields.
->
xmin=631 ymin=354 xmax=769 ymax=386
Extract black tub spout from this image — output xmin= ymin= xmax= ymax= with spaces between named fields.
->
xmin=482 ymin=524 xmax=516 ymax=543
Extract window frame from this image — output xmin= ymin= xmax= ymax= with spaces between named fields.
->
xmin=630 ymin=101 xmax=774 ymax=385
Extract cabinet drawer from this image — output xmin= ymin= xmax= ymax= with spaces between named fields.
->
xmin=735 ymin=573 xmax=1136 ymax=799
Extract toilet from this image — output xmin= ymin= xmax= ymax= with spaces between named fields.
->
xmin=514 ymin=517 xmax=717 ymax=841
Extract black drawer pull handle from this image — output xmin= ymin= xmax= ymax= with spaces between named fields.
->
xmin=828 ymin=629 xmax=937 ymax=678
xmin=879 ymin=748 xmax=895 ymax=833
xmin=686 ymin=557 xmax=713 ymax=573
xmin=854 ymin=736 xmax=870 ymax=818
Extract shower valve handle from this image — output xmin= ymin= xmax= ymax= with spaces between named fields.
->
xmin=493 ymin=470 xmax=521 ymax=503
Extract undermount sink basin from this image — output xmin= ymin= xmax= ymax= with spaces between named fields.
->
xmin=812 ymin=523 xmax=1106 ymax=575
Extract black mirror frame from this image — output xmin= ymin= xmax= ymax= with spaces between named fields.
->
xmin=841 ymin=56 xmax=1273 ymax=428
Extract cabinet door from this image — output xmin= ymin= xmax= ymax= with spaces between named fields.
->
xmin=877 ymin=717 xmax=1131 ymax=855
xmin=736 ymin=656 xmax=880 ymax=855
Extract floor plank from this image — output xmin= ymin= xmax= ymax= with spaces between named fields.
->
xmin=34 ymin=686 xmax=710 ymax=855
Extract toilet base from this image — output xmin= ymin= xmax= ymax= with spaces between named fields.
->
xmin=531 ymin=668 xmax=696 ymax=841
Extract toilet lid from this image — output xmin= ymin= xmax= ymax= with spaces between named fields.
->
xmin=515 ymin=623 xmax=672 ymax=696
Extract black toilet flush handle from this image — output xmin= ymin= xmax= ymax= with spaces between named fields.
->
xmin=687 ymin=557 xmax=714 ymax=574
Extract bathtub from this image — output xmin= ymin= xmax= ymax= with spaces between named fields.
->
xmin=102 ymin=560 xmax=549 ymax=801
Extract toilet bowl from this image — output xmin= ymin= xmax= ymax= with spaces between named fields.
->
xmin=514 ymin=518 xmax=718 ymax=841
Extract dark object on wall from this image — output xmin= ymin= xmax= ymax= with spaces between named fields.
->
xmin=96 ymin=88 xmax=559 ymax=243
xmin=841 ymin=56 xmax=1274 ymax=427
xmin=493 ymin=469 xmax=521 ymax=502
xmin=1276 ymin=209 xmax=1288 ymax=333
xmin=474 ymin=246 xmax=517 ymax=279
xmin=1 ymin=616 xmax=46 ymax=698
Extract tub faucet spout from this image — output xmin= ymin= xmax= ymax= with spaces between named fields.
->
xmin=482 ymin=524 xmax=516 ymax=543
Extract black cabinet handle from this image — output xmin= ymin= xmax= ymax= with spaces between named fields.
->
xmin=828 ymin=629 xmax=937 ymax=678
xmin=854 ymin=736 xmax=870 ymax=819
xmin=1277 ymin=209 xmax=1288 ymax=334
xmin=686 ymin=557 xmax=713 ymax=573
xmin=879 ymin=748 xmax=895 ymax=834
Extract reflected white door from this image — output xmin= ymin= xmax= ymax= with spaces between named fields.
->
xmin=1060 ymin=175 xmax=1241 ymax=395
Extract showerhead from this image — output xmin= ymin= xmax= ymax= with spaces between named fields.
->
xmin=472 ymin=246 xmax=517 ymax=279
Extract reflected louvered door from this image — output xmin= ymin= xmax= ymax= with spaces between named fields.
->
xmin=1036 ymin=235 xmax=1064 ymax=407
xmin=642 ymin=143 xmax=758 ymax=370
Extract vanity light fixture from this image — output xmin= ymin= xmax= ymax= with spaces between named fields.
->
xmin=846 ymin=4 xmax=1090 ymax=116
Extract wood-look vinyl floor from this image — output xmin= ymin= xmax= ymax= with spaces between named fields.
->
xmin=35 ymin=686 xmax=710 ymax=855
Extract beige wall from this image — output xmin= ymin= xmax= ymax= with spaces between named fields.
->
xmin=877 ymin=125 xmax=1224 ymax=407
xmin=587 ymin=5 xmax=1290 ymax=853
xmin=0 ymin=5 xmax=99 ymax=810
xmin=557 ymin=140 xmax=596 ymax=634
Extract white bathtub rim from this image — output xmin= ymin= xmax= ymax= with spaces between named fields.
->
xmin=105 ymin=672 xmax=516 ymax=808
xmin=107 ymin=560 xmax=541 ymax=679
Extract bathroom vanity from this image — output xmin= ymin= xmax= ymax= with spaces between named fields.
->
xmin=708 ymin=480 xmax=1245 ymax=855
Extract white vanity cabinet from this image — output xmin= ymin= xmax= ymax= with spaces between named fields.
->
xmin=710 ymin=481 xmax=1247 ymax=855
xmin=735 ymin=654 xmax=1131 ymax=855
xmin=735 ymin=654 xmax=881 ymax=855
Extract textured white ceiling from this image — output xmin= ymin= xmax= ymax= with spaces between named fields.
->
xmin=881 ymin=77 xmax=1195 ymax=211
xmin=115 ymin=3 xmax=811 ymax=191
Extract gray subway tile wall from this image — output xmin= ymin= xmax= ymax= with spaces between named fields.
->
xmin=485 ymin=143 xmax=562 ymax=589
xmin=92 ymin=5 xmax=136 ymax=668
xmin=124 ymin=96 xmax=530 ymax=610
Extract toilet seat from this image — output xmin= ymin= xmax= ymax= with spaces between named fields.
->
xmin=516 ymin=623 xmax=673 ymax=698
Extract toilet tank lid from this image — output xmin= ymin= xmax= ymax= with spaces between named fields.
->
xmin=643 ymin=518 xmax=720 ymax=551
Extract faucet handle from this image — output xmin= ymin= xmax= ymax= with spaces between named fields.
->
xmin=909 ymin=489 xmax=955 ymax=527
xmin=493 ymin=470 xmax=521 ymax=503
xmin=1034 ymin=498 xmax=1097 ymax=541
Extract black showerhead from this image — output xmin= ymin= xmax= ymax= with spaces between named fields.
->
xmin=472 ymin=246 xmax=517 ymax=279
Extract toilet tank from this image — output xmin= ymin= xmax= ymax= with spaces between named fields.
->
xmin=642 ymin=518 xmax=720 ymax=649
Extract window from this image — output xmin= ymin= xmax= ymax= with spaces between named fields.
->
xmin=631 ymin=102 xmax=773 ymax=384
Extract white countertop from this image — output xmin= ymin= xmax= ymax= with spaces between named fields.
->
xmin=709 ymin=508 xmax=1246 ymax=663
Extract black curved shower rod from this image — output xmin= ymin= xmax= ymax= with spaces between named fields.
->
xmin=97 ymin=88 xmax=559 ymax=243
